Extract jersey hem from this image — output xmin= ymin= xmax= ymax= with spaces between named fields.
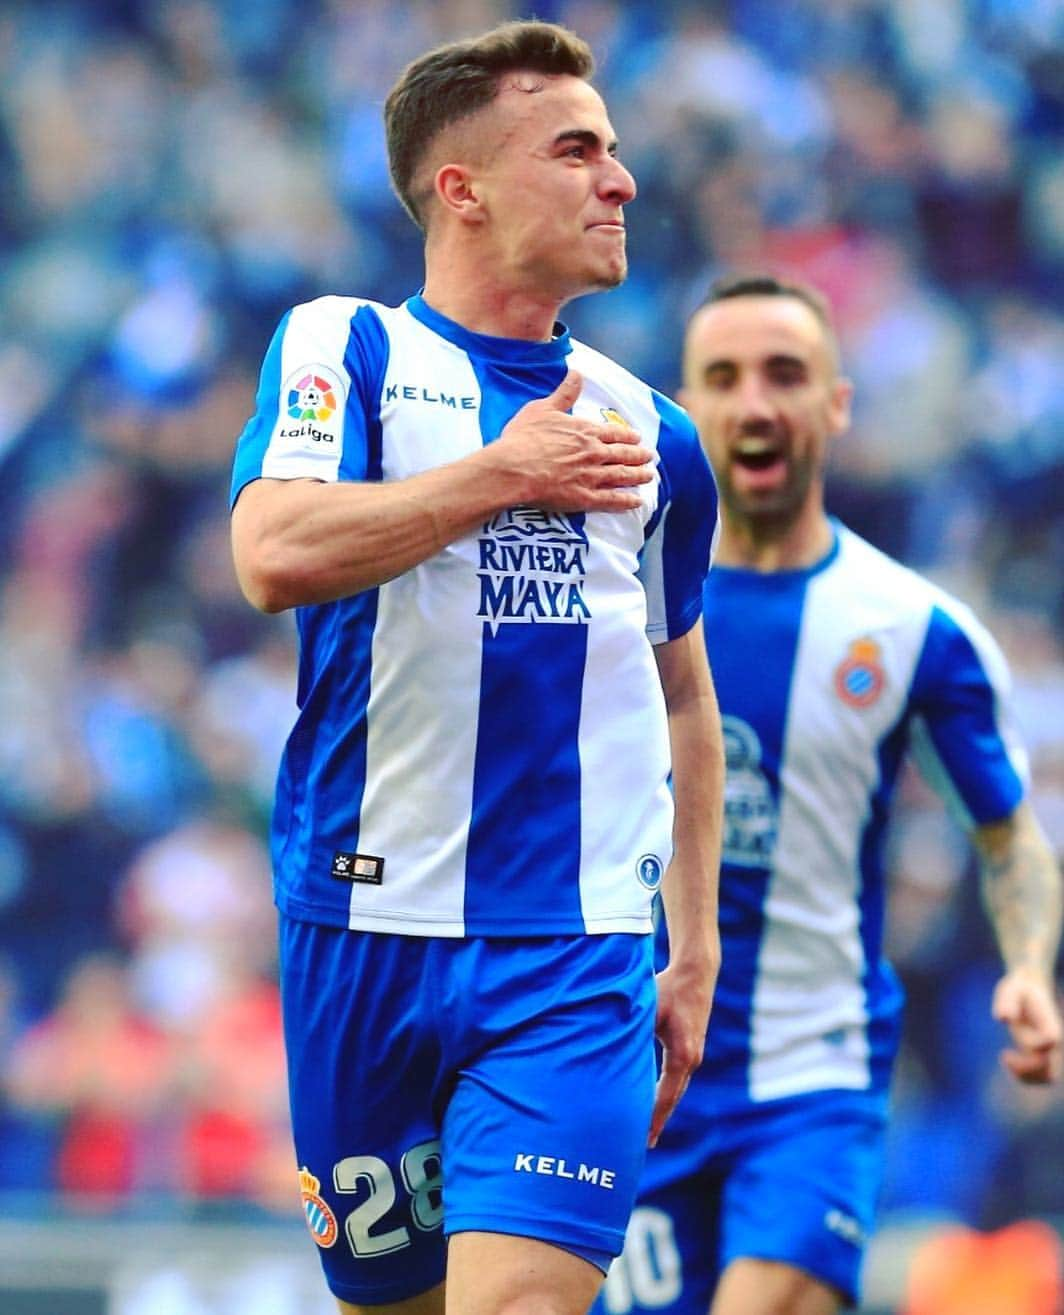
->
xmin=749 ymin=1068 xmax=876 ymax=1103
xmin=274 ymin=893 xmax=652 ymax=937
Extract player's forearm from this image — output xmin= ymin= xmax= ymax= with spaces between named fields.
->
xmin=976 ymin=802 xmax=1063 ymax=978
xmin=655 ymin=629 xmax=724 ymax=967
xmin=661 ymin=694 xmax=723 ymax=966
xmin=231 ymin=448 xmax=530 ymax=612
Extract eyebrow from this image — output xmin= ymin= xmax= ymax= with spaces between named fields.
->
xmin=553 ymin=128 xmax=619 ymax=155
xmin=703 ymin=352 xmax=808 ymax=372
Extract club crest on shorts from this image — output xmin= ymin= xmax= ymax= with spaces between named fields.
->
xmin=299 ymin=1166 xmax=338 ymax=1248
xmin=834 ymin=638 xmax=885 ymax=708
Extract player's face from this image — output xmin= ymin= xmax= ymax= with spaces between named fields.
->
xmin=467 ymin=74 xmax=636 ymax=302
xmin=680 ymin=296 xmax=852 ymax=528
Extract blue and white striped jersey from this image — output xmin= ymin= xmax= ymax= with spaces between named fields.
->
xmin=231 ymin=293 xmax=717 ymax=937
xmin=666 ymin=522 xmax=1027 ymax=1112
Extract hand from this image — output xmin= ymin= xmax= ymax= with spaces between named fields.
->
xmin=992 ymin=966 xmax=1063 ymax=1084
xmin=492 ymin=369 xmax=655 ymax=514
xmin=648 ymin=935 xmax=719 ymax=1147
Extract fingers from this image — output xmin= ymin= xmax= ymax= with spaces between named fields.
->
xmin=993 ymin=971 xmax=1064 ymax=1085
xmin=648 ymin=1054 xmax=691 ymax=1149
xmin=596 ymin=425 xmax=653 ymax=459
xmin=1001 ymin=1043 xmax=1063 ymax=1084
xmin=992 ymin=974 xmax=1063 ymax=1047
xmin=541 ymin=368 xmax=583 ymax=411
xmin=593 ymin=460 xmax=654 ymax=488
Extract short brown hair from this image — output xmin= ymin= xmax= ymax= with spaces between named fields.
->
xmin=695 ymin=273 xmax=841 ymax=365
xmin=384 ymin=20 xmax=595 ymax=229
xmin=697 ymin=274 xmax=836 ymax=337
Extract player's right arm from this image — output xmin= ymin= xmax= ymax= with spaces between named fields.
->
xmin=975 ymin=801 xmax=1063 ymax=1083
xmin=232 ymin=367 xmax=653 ymax=613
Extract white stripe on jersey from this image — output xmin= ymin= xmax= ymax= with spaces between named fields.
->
xmin=568 ymin=342 xmax=674 ymax=930
xmin=750 ymin=535 xmax=931 ymax=1098
xmin=261 ymin=297 xmax=355 ymax=483
xmin=350 ymin=308 xmax=486 ymax=932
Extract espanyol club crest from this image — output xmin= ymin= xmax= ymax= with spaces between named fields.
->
xmin=636 ymin=853 xmax=664 ymax=890
xmin=834 ymin=637 xmax=885 ymax=708
xmin=600 ymin=407 xmax=633 ymax=429
xmin=299 ymin=1166 xmax=338 ymax=1248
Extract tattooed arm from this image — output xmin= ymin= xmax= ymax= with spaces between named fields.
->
xmin=974 ymin=800 xmax=1063 ymax=1084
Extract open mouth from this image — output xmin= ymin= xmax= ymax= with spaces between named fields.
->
xmin=733 ymin=440 xmax=784 ymax=472
xmin=734 ymin=450 xmax=780 ymax=471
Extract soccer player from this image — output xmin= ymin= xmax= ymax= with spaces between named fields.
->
xmin=229 ymin=21 xmax=724 ymax=1315
xmin=595 ymin=275 xmax=1063 ymax=1315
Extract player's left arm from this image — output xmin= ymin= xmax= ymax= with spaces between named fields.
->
xmin=650 ymin=621 xmax=724 ymax=1146
xmin=974 ymin=800 xmax=1063 ymax=1084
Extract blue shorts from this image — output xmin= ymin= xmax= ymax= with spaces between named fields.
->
xmin=593 ymin=1089 xmax=889 ymax=1314
xmin=279 ymin=916 xmax=658 ymax=1306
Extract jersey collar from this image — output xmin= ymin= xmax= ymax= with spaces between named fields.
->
xmin=406 ymin=294 xmax=572 ymax=366
xmin=713 ymin=521 xmax=843 ymax=583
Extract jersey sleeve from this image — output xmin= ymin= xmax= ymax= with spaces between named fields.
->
xmin=638 ymin=393 xmax=718 ymax=644
xmin=907 ymin=601 xmax=1029 ymax=827
xmin=229 ymin=297 xmax=390 ymax=507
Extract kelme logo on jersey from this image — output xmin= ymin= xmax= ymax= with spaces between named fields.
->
xmin=278 ymin=364 xmax=344 ymax=446
xmin=721 ymin=716 xmax=777 ymax=867
xmin=298 ymin=1166 xmax=338 ymax=1248
xmin=834 ymin=637 xmax=885 ymax=708
xmin=636 ymin=853 xmax=664 ymax=890
xmin=476 ymin=507 xmax=591 ymax=635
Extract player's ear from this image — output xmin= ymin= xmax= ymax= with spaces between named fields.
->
xmin=828 ymin=375 xmax=853 ymax=437
xmin=434 ymin=164 xmax=483 ymax=222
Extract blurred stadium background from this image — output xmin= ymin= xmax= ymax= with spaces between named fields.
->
xmin=0 ymin=0 xmax=1061 ymax=1311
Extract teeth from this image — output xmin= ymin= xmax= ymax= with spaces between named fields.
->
xmin=736 ymin=439 xmax=777 ymax=455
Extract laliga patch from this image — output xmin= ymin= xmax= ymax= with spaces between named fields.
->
xmin=834 ymin=637 xmax=885 ymax=708
xmin=331 ymin=851 xmax=385 ymax=885
xmin=277 ymin=363 xmax=345 ymax=448
xmin=299 ymin=1166 xmax=338 ymax=1248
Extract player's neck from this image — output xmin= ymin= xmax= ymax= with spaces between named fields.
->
xmin=423 ymin=258 xmax=563 ymax=343
xmin=715 ymin=508 xmax=834 ymax=572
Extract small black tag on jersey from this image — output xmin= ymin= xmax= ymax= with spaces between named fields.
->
xmin=331 ymin=851 xmax=384 ymax=885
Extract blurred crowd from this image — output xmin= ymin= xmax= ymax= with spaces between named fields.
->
xmin=0 ymin=0 xmax=1061 ymax=1251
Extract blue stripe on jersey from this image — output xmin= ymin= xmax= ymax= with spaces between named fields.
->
xmin=648 ymin=394 xmax=718 ymax=638
xmin=230 ymin=308 xmax=291 ymax=506
xmin=466 ymin=622 xmax=588 ymax=931
xmin=696 ymin=566 xmax=810 ymax=1077
xmin=463 ymin=353 xmax=587 ymax=931
xmin=339 ymin=303 xmax=390 ymax=481
xmin=910 ymin=605 xmax=1024 ymax=823
xmin=857 ymin=719 xmax=908 ymax=1088
xmin=275 ymin=309 xmax=389 ymax=897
